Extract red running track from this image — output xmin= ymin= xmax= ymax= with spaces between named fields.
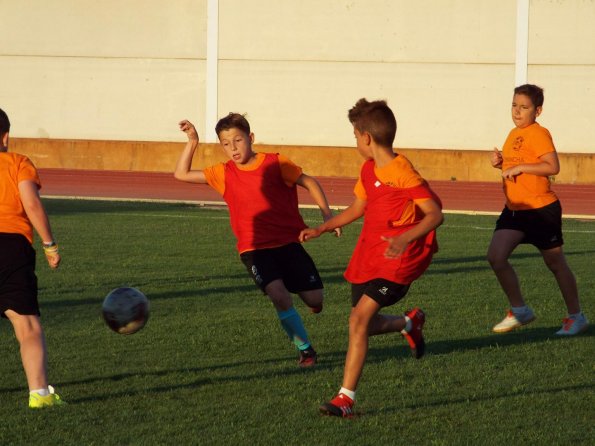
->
xmin=38 ymin=168 xmax=595 ymax=218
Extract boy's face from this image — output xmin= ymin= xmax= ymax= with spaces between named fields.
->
xmin=511 ymin=93 xmax=541 ymax=129
xmin=353 ymin=128 xmax=372 ymax=160
xmin=218 ymin=128 xmax=255 ymax=164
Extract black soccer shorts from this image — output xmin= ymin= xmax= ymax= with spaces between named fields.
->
xmin=351 ymin=278 xmax=410 ymax=308
xmin=495 ymin=200 xmax=564 ymax=250
xmin=240 ymin=242 xmax=323 ymax=293
xmin=0 ymin=233 xmax=40 ymax=318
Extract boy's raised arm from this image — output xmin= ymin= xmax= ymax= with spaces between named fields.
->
xmin=174 ymin=120 xmax=207 ymax=184
xmin=300 ymin=198 xmax=366 ymax=242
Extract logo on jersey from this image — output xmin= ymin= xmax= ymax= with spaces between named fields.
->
xmin=513 ymin=136 xmax=524 ymax=151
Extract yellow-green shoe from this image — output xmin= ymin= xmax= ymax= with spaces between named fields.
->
xmin=29 ymin=385 xmax=66 ymax=409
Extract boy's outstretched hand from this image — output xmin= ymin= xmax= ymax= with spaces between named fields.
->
xmin=299 ymin=227 xmax=323 ymax=242
xmin=179 ymin=120 xmax=199 ymax=141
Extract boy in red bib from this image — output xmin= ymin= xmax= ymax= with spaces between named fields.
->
xmin=174 ymin=113 xmax=340 ymax=367
xmin=300 ymin=99 xmax=443 ymax=417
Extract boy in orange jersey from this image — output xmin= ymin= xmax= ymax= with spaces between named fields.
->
xmin=0 ymin=107 xmax=65 ymax=408
xmin=174 ymin=113 xmax=340 ymax=367
xmin=488 ymin=84 xmax=588 ymax=336
xmin=300 ymin=98 xmax=443 ymax=417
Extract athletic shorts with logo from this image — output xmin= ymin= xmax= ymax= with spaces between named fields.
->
xmin=495 ymin=200 xmax=563 ymax=250
xmin=240 ymin=242 xmax=323 ymax=293
xmin=351 ymin=278 xmax=410 ymax=308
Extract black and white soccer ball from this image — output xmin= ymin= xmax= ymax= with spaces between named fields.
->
xmin=102 ymin=287 xmax=150 ymax=335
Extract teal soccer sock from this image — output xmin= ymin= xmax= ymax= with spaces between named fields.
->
xmin=277 ymin=307 xmax=311 ymax=350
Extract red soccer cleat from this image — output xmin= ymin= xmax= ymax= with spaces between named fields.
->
xmin=401 ymin=307 xmax=426 ymax=359
xmin=298 ymin=346 xmax=318 ymax=368
xmin=319 ymin=393 xmax=354 ymax=418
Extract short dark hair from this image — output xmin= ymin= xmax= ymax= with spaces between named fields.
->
xmin=348 ymin=98 xmax=397 ymax=148
xmin=0 ymin=108 xmax=10 ymax=135
xmin=514 ymin=84 xmax=544 ymax=108
xmin=215 ymin=113 xmax=251 ymax=137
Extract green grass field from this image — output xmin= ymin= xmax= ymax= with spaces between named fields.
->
xmin=1 ymin=199 xmax=593 ymax=445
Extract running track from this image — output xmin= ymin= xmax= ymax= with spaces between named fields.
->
xmin=38 ymin=168 xmax=595 ymax=219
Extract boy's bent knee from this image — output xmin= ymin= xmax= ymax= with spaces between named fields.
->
xmin=299 ymin=289 xmax=323 ymax=308
xmin=265 ymin=280 xmax=294 ymax=309
xmin=487 ymin=253 xmax=508 ymax=271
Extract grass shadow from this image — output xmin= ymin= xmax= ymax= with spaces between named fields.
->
xmin=0 ymin=352 xmax=345 ymax=403
xmin=365 ymin=325 xmax=594 ymax=363
xmin=362 ymin=382 xmax=595 ymax=416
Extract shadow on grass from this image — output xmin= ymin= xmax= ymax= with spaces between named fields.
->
xmin=2 ymin=326 xmax=590 ymax=403
xmin=427 ymin=249 xmax=595 ymax=275
xmin=39 ymin=270 xmax=350 ymax=309
xmin=39 ymin=286 xmax=260 ymax=309
xmin=428 ymin=326 xmax=593 ymax=355
xmin=363 ymin=382 xmax=595 ymax=416
xmin=44 ymin=198 xmax=202 ymax=217
xmin=0 ymin=352 xmax=346 ymax=401
xmin=365 ymin=325 xmax=594 ymax=363
xmin=315 ymin=268 xmax=349 ymax=285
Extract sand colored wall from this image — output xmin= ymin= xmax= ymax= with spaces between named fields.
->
xmin=216 ymin=1 xmax=516 ymax=150
xmin=12 ymin=137 xmax=594 ymax=185
xmin=527 ymin=1 xmax=595 ymax=154
xmin=1 ymin=1 xmax=594 ymax=180
xmin=0 ymin=0 xmax=207 ymax=141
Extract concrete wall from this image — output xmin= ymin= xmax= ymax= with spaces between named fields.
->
xmin=527 ymin=1 xmax=595 ymax=155
xmin=1 ymin=0 xmax=207 ymax=141
xmin=217 ymin=0 xmax=516 ymax=150
xmin=2 ymin=1 xmax=595 ymax=181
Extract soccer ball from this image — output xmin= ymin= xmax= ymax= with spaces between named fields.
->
xmin=102 ymin=287 xmax=150 ymax=335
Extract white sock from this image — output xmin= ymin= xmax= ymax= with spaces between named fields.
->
xmin=402 ymin=315 xmax=412 ymax=333
xmin=569 ymin=312 xmax=582 ymax=320
xmin=339 ymin=387 xmax=356 ymax=401
xmin=30 ymin=388 xmax=49 ymax=396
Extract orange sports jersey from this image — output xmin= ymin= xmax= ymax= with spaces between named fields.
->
xmin=203 ymin=153 xmax=307 ymax=253
xmin=345 ymin=155 xmax=440 ymax=285
xmin=501 ymin=123 xmax=558 ymax=211
xmin=0 ymin=152 xmax=41 ymax=244
xmin=203 ymin=153 xmax=302 ymax=196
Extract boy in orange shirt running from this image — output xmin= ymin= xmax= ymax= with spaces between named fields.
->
xmin=300 ymin=98 xmax=443 ymax=417
xmin=488 ymin=84 xmax=588 ymax=336
xmin=174 ymin=113 xmax=340 ymax=367
xmin=0 ymin=107 xmax=65 ymax=408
